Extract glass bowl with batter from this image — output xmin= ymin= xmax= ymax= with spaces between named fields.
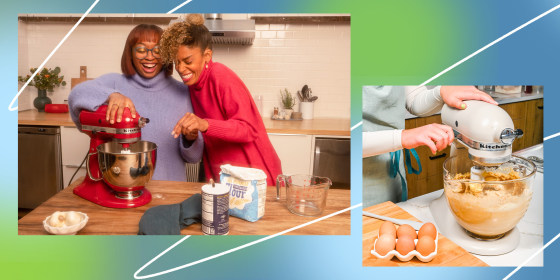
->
xmin=443 ymin=154 xmax=536 ymax=240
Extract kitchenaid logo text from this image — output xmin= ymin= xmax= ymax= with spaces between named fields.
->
xmin=120 ymin=128 xmax=140 ymax=134
xmin=479 ymin=143 xmax=508 ymax=150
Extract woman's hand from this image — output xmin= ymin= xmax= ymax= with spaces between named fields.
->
xmin=440 ymin=86 xmax=498 ymax=109
xmin=172 ymin=112 xmax=209 ymax=140
xmin=106 ymin=92 xmax=137 ymax=124
xmin=401 ymin=124 xmax=454 ymax=154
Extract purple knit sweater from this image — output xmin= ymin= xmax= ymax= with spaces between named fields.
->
xmin=68 ymin=71 xmax=204 ymax=181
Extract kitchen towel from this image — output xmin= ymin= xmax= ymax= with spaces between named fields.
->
xmin=138 ymin=194 xmax=202 ymax=235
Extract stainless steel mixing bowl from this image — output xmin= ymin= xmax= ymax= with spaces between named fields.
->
xmin=443 ymin=154 xmax=535 ymax=240
xmin=97 ymin=141 xmax=157 ymax=192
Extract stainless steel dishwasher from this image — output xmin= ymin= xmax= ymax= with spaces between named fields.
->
xmin=18 ymin=125 xmax=63 ymax=210
xmin=313 ymin=137 xmax=351 ymax=189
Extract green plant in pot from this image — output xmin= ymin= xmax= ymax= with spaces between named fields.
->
xmin=18 ymin=67 xmax=67 ymax=112
xmin=280 ymin=88 xmax=296 ymax=119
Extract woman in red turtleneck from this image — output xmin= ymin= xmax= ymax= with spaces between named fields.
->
xmin=160 ymin=14 xmax=282 ymax=186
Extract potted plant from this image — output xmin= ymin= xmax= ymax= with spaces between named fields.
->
xmin=297 ymin=85 xmax=317 ymax=119
xmin=18 ymin=67 xmax=67 ymax=112
xmin=280 ymin=88 xmax=296 ymax=119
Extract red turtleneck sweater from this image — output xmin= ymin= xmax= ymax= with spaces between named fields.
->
xmin=189 ymin=60 xmax=282 ymax=186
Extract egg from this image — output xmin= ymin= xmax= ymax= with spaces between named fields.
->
xmin=379 ymin=221 xmax=396 ymax=238
xmin=418 ymin=222 xmax=438 ymax=240
xmin=65 ymin=212 xmax=82 ymax=226
xmin=396 ymin=236 xmax=415 ymax=256
xmin=49 ymin=211 xmax=66 ymax=227
xmin=374 ymin=234 xmax=396 ymax=256
xmin=396 ymin=224 xmax=417 ymax=240
xmin=416 ymin=236 xmax=436 ymax=256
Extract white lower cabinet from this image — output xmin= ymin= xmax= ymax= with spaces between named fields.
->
xmin=268 ymin=134 xmax=313 ymax=176
xmin=60 ymin=126 xmax=90 ymax=188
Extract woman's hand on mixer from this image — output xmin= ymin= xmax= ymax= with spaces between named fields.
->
xmin=440 ymin=86 xmax=498 ymax=110
xmin=172 ymin=112 xmax=209 ymax=140
xmin=106 ymin=92 xmax=137 ymax=124
xmin=401 ymin=124 xmax=454 ymax=154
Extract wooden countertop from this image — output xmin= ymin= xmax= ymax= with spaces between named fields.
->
xmin=262 ymin=118 xmax=350 ymax=136
xmin=18 ymin=110 xmax=75 ymax=127
xmin=362 ymin=201 xmax=487 ymax=266
xmin=18 ymin=179 xmax=350 ymax=235
xmin=18 ymin=110 xmax=350 ymax=136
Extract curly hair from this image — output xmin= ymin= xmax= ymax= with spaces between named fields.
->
xmin=160 ymin=14 xmax=213 ymax=65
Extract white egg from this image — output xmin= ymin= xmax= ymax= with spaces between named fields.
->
xmin=65 ymin=212 xmax=82 ymax=226
xmin=49 ymin=211 xmax=66 ymax=227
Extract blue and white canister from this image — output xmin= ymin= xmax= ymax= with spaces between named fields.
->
xmin=201 ymin=180 xmax=230 ymax=235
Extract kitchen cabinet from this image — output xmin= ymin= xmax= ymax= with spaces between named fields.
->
xmin=268 ymin=134 xmax=314 ymax=176
xmin=404 ymin=99 xmax=543 ymax=199
xmin=521 ymin=99 xmax=543 ymax=149
xmin=499 ymin=99 xmax=543 ymax=151
xmin=60 ymin=126 xmax=89 ymax=188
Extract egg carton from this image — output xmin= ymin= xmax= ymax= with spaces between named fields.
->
xmin=370 ymin=232 xmax=439 ymax=262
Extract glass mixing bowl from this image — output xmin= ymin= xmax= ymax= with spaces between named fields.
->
xmin=443 ymin=154 xmax=536 ymax=240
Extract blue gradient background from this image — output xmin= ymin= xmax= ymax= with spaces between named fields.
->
xmin=2 ymin=0 xmax=559 ymax=279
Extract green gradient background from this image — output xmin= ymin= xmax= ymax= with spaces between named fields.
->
xmin=2 ymin=0 xmax=559 ymax=279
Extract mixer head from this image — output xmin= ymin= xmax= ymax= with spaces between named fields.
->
xmin=79 ymin=105 xmax=149 ymax=145
xmin=441 ymin=100 xmax=523 ymax=166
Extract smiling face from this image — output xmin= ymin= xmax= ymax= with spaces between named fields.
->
xmin=175 ymin=45 xmax=212 ymax=86
xmin=132 ymin=40 xmax=163 ymax=79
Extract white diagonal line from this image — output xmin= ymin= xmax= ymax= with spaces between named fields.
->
xmin=544 ymin=132 xmax=560 ymax=141
xmin=503 ymin=232 xmax=560 ymax=280
xmin=167 ymin=0 xmax=193 ymax=14
xmin=134 ymin=235 xmax=191 ymax=280
xmin=420 ymin=3 xmax=560 ymax=86
xmin=352 ymin=121 xmax=362 ymax=131
xmin=9 ymin=0 xmax=99 ymax=111
xmin=134 ymin=203 xmax=361 ymax=279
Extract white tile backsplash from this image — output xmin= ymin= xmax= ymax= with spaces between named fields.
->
xmin=18 ymin=17 xmax=350 ymax=119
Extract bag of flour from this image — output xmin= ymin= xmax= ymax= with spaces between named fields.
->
xmin=220 ymin=164 xmax=267 ymax=222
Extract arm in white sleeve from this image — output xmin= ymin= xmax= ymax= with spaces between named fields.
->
xmin=405 ymin=86 xmax=444 ymax=117
xmin=363 ymin=129 xmax=403 ymax=158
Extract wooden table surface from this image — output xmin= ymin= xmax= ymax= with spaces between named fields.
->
xmin=19 ymin=179 xmax=350 ymax=235
xmin=362 ymin=201 xmax=487 ymax=266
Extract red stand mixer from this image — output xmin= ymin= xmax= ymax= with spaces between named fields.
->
xmin=73 ymin=105 xmax=157 ymax=208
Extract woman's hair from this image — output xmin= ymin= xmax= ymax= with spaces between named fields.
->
xmin=121 ymin=24 xmax=173 ymax=77
xmin=160 ymin=14 xmax=213 ymax=65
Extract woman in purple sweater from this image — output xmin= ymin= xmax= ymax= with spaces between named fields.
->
xmin=68 ymin=24 xmax=203 ymax=181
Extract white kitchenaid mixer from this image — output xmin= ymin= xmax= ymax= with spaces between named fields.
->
xmin=430 ymin=100 xmax=536 ymax=255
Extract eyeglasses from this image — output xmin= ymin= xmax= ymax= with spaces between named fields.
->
xmin=133 ymin=46 xmax=161 ymax=59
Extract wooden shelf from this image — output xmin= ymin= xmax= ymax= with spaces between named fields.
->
xmin=18 ymin=15 xmax=175 ymax=25
xmin=252 ymin=15 xmax=350 ymax=24
xmin=18 ymin=14 xmax=350 ymax=25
